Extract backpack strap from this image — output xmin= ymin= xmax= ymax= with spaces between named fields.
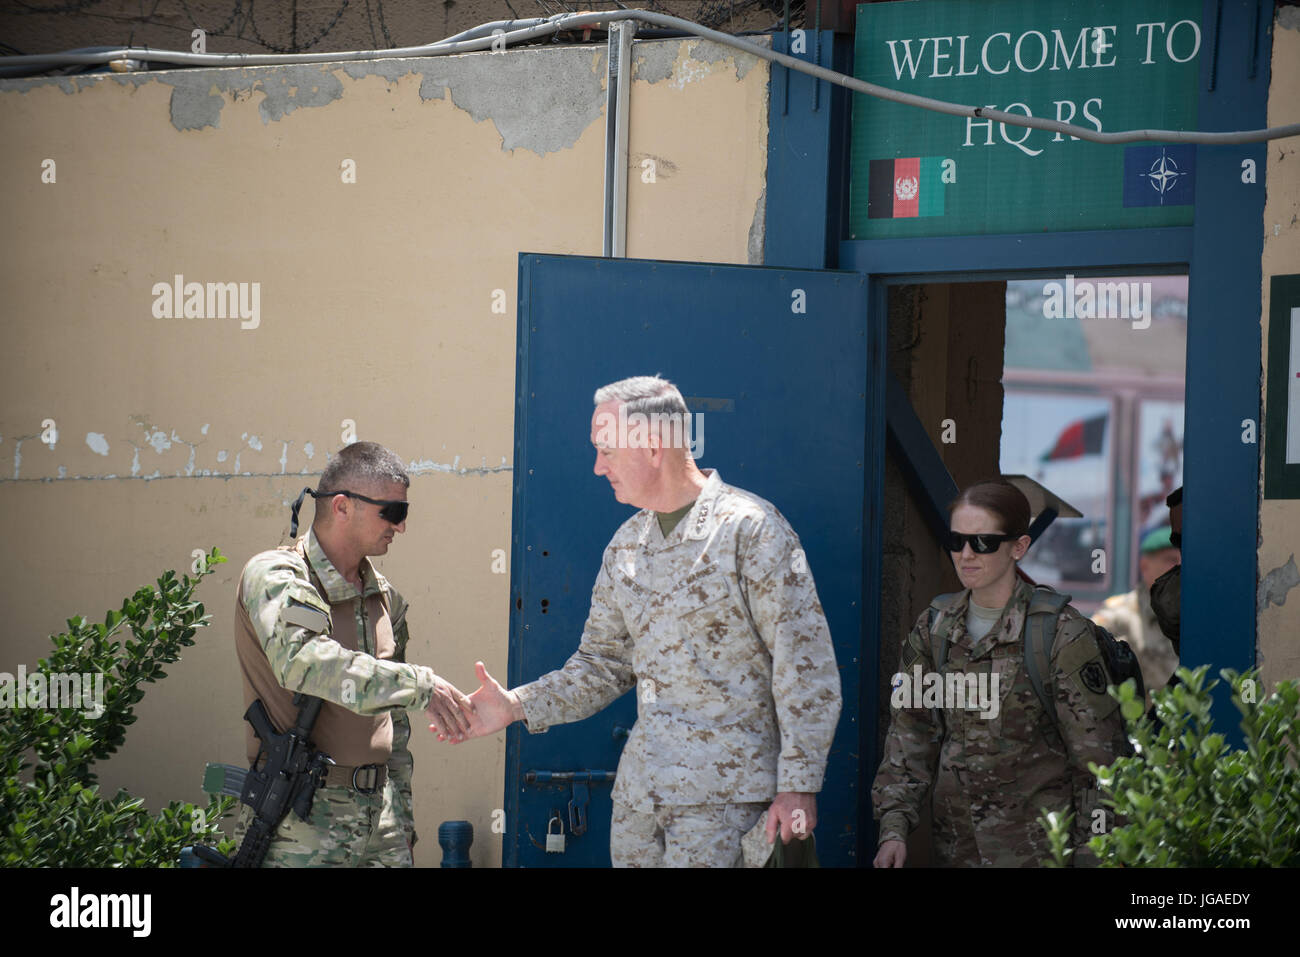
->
xmin=922 ymin=592 xmax=964 ymax=730
xmin=926 ymin=592 xmax=965 ymax=674
xmin=1024 ymin=586 xmax=1071 ymax=725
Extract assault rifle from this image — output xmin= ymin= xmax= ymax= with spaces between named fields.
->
xmin=192 ymin=693 xmax=335 ymax=868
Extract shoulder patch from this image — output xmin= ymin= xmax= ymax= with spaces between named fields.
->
xmin=280 ymin=601 xmax=330 ymax=635
xmin=1079 ymin=660 xmax=1108 ymax=695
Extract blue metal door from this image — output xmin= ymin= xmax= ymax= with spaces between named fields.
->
xmin=506 ymin=253 xmax=877 ymax=866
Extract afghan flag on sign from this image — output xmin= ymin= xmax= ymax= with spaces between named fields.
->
xmin=1040 ymin=414 xmax=1108 ymax=462
xmin=868 ymin=157 xmax=946 ymax=219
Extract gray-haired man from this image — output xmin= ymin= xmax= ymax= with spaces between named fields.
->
xmin=446 ymin=377 xmax=842 ymax=866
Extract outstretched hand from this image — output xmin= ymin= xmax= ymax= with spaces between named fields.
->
xmin=424 ymin=674 xmax=475 ymax=742
xmin=432 ymin=661 xmax=520 ymax=743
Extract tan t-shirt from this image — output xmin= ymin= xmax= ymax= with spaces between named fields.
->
xmin=234 ymin=531 xmax=435 ymax=768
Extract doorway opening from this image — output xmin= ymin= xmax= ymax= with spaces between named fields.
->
xmin=872 ymin=271 xmax=1188 ymax=865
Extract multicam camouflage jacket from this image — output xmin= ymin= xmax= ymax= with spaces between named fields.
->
xmin=236 ymin=529 xmax=438 ymax=805
xmin=514 ymin=470 xmax=843 ymax=811
xmin=872 ymin=577 xmax=1130 ymax=867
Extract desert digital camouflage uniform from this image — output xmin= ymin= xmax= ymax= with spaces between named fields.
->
xmin=610 ymin=801 xmax=770 ymax=867
xmin=513 ymin=469 xmax=842 ymax=867
xmin=872 ymin=578 xmax=1129 ymax=867
xmin=1091 ymin=587 xmax=1178 ymax=698
xmin=231 ymin=529 xmax=438 ymax=867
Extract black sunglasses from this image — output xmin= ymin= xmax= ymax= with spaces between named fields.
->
xmin=323 ymin=489 xmax=410 ymax=525
xmin=289 ymin=486 xmax=409 ymax=536
xmin=944 ymin=531 xmax=1017 ymax=554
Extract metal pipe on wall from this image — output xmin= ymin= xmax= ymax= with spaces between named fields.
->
xmin=604 ymin=19 xmax=637 ymax=258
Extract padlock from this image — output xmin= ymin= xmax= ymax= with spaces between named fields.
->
xmin=545 ymin=815 xmax=566 ymax=853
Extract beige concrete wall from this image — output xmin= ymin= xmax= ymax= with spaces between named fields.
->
xmin=0 ymin=35 xmax=769 ymax=866
xmin=1258 ymin=8 xmax=1300 ymax=692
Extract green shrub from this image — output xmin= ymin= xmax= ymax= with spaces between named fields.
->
xmin=1042 ymin=666 xmax=1300 ymax=867
xmin=1 ymin=548 xmax=238 ymax=866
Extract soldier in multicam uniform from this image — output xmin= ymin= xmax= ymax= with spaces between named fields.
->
xmin=873 ymin=480 xmax=1130 ymax=868
xmin=445 ymin=376 xmax=842 ymax=867
xmin=232 ymin=441 xmax=475 ymax=866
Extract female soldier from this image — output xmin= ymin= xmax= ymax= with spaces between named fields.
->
xmin=872 ymin=479 xmax=1129 ymax=867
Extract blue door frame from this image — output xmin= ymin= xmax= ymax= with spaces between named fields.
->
xmin=767 ymin=2 xmax=1270 ymax=852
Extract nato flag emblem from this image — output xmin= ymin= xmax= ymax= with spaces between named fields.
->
xmin=1123 ymin=145 xmax=1195 ymax=207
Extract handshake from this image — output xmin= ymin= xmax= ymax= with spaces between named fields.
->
xmin=424 ymin=662 xmax=523 ymax=744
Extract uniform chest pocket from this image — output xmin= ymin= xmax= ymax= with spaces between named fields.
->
xmin=984 ymin=650 xmax=1054 ymax=750
xmin=674 ymin=564 xmax=731 ymax=613
xmin=943 ymin=652 xmax=1013 ymax=745
xmin=675 ymin=565 xmax=748 ymax=644
xmin=613 ymin=568 xmax=652 ymax=634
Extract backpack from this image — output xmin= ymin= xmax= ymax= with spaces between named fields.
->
xmin=926 ymin=585 xmax=1144 ymax=728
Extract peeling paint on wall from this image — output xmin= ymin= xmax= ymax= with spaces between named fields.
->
xmin=167 ymin=78 xmax=229 ymax=131
xmin=0 ymin=419 xmax=511 ymax=483
xmin=409 ymin=456 xmax=511 ymax=476
xmin=633 ymin=38 xmax=762 ymax=86
xmin=748 ymin=185 xmax=766 ymax=265
xmin=1 ymin=48 xmax=614 ymax=156
xmin=401 ymin=53 xmax=605 ymax=155
xmin=692 ymin=38 xmax=762 ymax=80
xmin=253 ymin=67 xmax=346 ymax=123
xmin=1258 ymin=554 xmax=1300 ymax=611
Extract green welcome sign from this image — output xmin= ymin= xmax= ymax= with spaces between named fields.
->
xmin=850 ymin=0 xmax=1201 ymax=238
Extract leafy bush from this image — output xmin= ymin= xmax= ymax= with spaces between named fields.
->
xmin=1042 ymin=666 xmax=1300 ymax=866
xmin=1 ymin=549 xmax=238 ymax=866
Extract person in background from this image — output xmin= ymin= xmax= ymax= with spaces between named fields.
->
xmin=1145 ymin=487 xmax=1183 ymax=724
xmin=1092 ymin=525 xmax=1181 ymax=705
xmin=1148 ymin=487 xmax=1182 ymax=653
